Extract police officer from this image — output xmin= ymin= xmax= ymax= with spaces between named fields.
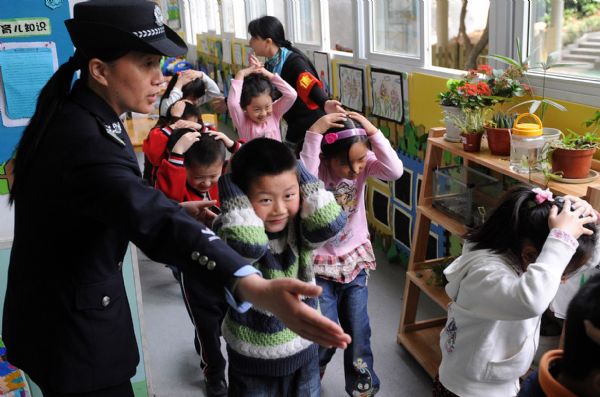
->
xmin=1 ymin=1 xmax=350 ymax=396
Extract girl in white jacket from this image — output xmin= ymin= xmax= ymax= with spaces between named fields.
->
xmin=435 ymin=185 xmax=598 ymax=397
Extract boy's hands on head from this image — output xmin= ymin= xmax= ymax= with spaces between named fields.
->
xmin=235 ymin=274 xmax=352 ymax=349
xmin=172 ymin=131 xmax=201 ymax=155
xmin=347 ymin=112 xmax=378 ymax=136
xmin=207 ymin=130 xmax=235 ymax=149
xmin=324 ymin=99 xmax=345 ymax=114
xmin=309 ymin=113 xmax=347 ymax=134
xmin=170 ymin=119 xmax=204 ymax=130
xmin=549 ymin=199 xmax=596 ymax=239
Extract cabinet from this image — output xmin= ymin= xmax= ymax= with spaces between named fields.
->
xmin=397 ymin=127 xmax=600 ymax=378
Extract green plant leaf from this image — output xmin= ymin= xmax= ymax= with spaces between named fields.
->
xmin=530 ymin=101 xmax=541 ymax=114
xmin=541 ymin=98 xmax=567 ymax=111
xmin=482 ymin=54 xmax=521 ymax=67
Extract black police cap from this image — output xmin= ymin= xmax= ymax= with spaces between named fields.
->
xmin=65 ymin=0 xmax=187 ymax=58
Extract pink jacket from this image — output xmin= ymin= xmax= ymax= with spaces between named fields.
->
xmin=300 ymin=130 xmax=403 ymax=257
xmin=227 ymin=74 xmax=297 ymax=141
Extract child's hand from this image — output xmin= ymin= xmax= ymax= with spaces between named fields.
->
xmin=235 ymin=64 xmax=258 ymax=80
xmin=170 ymin=119 xmax=203 ymax=130
xmin=549 ymin=199 xmax=596 ymax=239
xmin=562 ymin=195 xmax=598 ymax=223
xmin=249 ymin=53 xmax=262 ymax=68
xmin=176 ymin=69 xmax=198 ymax=87
xmin=254 ymin=67 xmax=275 ymax=80
xmin=309 ymin=113 xmax=347 ymax=134
xmin=172 ymin=131 xmax=201 ymax=155
xmin=324 ymin=99 xmax=345 ymax=114
xmin=347 ymin=112 xmax=378 ymax=136
xmin=207 ymin=130 xmax=234 ymax=149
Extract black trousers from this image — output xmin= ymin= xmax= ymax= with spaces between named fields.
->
xmin=40 ymin=382 xmax=133 ymax=397
xmin=178 ymin=266 xmax=229 ymax=381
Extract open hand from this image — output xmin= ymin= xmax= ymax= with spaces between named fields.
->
xmin=549 ymin=199 xmax=596 ymax=239
xmin=179 ymin=200 xmax=218 ymax=225
xmin=324 ymin=99 xmax=345 ymax=114
xmin=249 ymin=53 xmax=263 ymax=68
xmin=207 ymin=130 xmax=235 ymax=149
xmin=309 ymin=113 xmax=347 ymax=134
xmin=170 ymin=119 xmax=204 ymax=130
xmin=236 ymin=275 xmax=352 ymax=349
xmin=172 ymin=130 xmax=201 ymax=155
xmin=347 ymin=112 xmax=378 ymax=136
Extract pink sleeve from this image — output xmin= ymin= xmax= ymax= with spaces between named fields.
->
xmin=299 ymin=131 xmax=322 ymax=177
xmin=227 ymin=79 xmax=252 ymax=140
xmin=270 ymin=74 xmax=298 ymax=120
xmin=364 ymin=131 xmax=404 ymax=181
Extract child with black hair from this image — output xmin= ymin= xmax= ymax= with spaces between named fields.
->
xmin=227 ymin=64 xmax=296 ymax=141
xmin=518 ymin=273 xmax=600 ymax=397
xmin=154 ymin=127 xmax=242 ymax=397
xmin=434 ymin=186 xmax=598 ymax=397
xmin=214 ymin=138 xmax=347 ymax=396
xmin=299 ymin=112 xmax=403 ymax=396
xmin=143 ymin=101 xmax=207 ymax=185
xmin=159 ymin=69 xmax=224 ymax=117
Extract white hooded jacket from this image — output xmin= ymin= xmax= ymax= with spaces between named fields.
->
xmin=438 ymin=230 xmax=577 ymax=397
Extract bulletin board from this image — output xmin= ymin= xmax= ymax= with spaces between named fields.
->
xmin=0 ymin=242 xmax=152 ymax=397
xmin=0 ymin=0 xmax=74 ymax=181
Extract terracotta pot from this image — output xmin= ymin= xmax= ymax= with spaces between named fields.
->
xmin=484 ymin=127 xmax=510 ymax=156
xmin=461 ymin=132 xmax=483 ymax=152
xmin=552 ymin=147 xmax=597 ymax=179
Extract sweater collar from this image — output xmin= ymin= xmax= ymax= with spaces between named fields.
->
xmin=539 ymin=350 xmax=577 ymax=397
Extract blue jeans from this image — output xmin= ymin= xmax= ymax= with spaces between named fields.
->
xmin=317 ymin=269 xmax=380 ymax=396
xmin=228 ymin=358 xmax=320 ymax=397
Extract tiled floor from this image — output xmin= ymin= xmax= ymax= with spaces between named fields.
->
xmin=137 ymin=248 xmax=442 ymax=397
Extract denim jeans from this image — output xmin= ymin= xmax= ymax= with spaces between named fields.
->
xmin=228 ymin=357 xmax=320 ymax=397
xmin=317 ymin=269 xmax=380 ymax=396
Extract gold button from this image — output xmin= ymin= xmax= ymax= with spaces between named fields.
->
xmin=207 ymin=260 xmax=216 ymax=270
xmin=191 ymin=251 xmax=200 ymax=261
xmin=101 ymin=296 xmax=111 ymax=307
xmin=199 ymin=256 xmax=209 ymax=265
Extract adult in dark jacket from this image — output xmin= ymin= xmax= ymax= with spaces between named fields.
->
xmin=1 ymin=2 xmax=350 ymax=396
xmin=247 ymin=16 xmax=344 ymax=153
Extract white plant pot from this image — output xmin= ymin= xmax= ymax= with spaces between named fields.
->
xmin=441 ymin=105 xmax=462 ymax=143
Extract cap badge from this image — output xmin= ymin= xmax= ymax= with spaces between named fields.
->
xmin=154 ymin=5 xmax=164 ymax=27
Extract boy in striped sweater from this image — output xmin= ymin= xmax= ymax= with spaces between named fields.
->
xmin=215 ymin=138 xmax=347 ymax=396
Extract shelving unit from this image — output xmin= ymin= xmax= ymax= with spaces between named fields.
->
xmin=397 ymin=127 xmax=600 ymax=378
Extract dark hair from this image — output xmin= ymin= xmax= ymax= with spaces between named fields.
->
xmin=180 ymin=101 xmax=201 ymax=121
xmin=230 ymin=137 xmax=296 ymax=194
xmin=248 ymin=16 xmax=319 ymax=77
xmin=240 ymin=73 xmax=274 ymax=109
xmin=9 ymin=49 xmax=127 ymax=204
xmin=465 ymin=185 xmax=597 ymax=266
xmin=159 ymin=75 xmax=206 ymax=112
xmin=562 ymin=273 xmax=600 ymax=379
xmin=320 ymin=117 xmax=369 ymax=165
xmin=167 ymin=128 xmax=226 ymax=168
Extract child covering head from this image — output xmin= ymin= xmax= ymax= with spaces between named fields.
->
xmin=227 ymin=65 xmax=297 ymax=141
xmin=434 ymin=185 xmax=598 ymax=397
xmin=215 ymin=138 xmax=347 ymax=396
xmin=299 ymin=112 xmax=403 ymax=396
xmin=159 ymin=69 xmax=225 ymax=118
xmin=518 ymin=273 xmax=600 ymax=397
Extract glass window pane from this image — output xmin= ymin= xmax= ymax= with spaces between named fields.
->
xmin=234 ymin=1 xmax=247 ymax=39
xmin=206 ymin=0 xmax=221 ymax=34
xmin=222 ymin=0 xmax=235 ymax=33
xmin=294 ymin=0 xmax=321 ymax=45
xmin=190 ymin=0 xmax=207 ymax=35
xmin=529 ymin=0 xmax=600 ymax=80
xmin=246 ymin=0 xmax=267 ymax=22
xmin=429 ymin=0 xmax=489 ymax=70
xmin=329 ymin=0 xmax=353 ymax=52
xmin=372 ymin=0 xmax=420 ymax=56
xmin=270 ymin=1 xmax=286 ymax=32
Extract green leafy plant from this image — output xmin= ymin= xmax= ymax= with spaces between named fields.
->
xmin=448 ymin=108 xmax=491 ymax=134
xmin=487 ymin=112 xmax=517 ymax=129
xmin=552 ymin=131 xmax=600 ymax=150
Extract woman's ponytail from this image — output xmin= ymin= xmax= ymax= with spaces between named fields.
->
xmin=9 ymin=56 xmax=79 ymax=204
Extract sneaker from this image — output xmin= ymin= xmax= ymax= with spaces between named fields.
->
xmin=205 ymin=378 xmax=227 ymax=397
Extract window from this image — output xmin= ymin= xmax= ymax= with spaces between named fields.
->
xmin=528 ymin=0 xmax=600 ymax=80
xmin=269 ymin=0 xmax=286 ymax=30
xmin=329 ymin=0 xmax=354 ymax=52
xmin=429 ymin=0 xmax=490 ymax=70
xmin=222 ymin=0 xmax=235 ymax=33
xmin=293 ymin=0 xmax=321 ymax=45
xmin=187 ymin=0 xmax=207 ymax=42
xmin=246 ymin=0 xmax=267 ymax=22
xmin=233 ymin=1 xmax=247 ymax=39
xmin=204 ymin=0 xmax=221 ymax=34
xmin=372 ymin=0 xmax=420 ymax=56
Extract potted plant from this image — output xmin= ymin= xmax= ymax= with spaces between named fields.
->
xmin=438 ymin=79 xmax=466 ymax=142
xmin=551 ymin=112 xmax=600 ymax=179
xmin=448 ymin=108 xmax=490 ymax=152
xmin=484 ymin=112 xmax=517 ymax=156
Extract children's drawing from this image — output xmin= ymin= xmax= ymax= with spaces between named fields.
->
xmin=232 ymin=42 xmax=243 ymax=65
xmin=313 ymin=51 xmax=330 ymax=95
xmin=370 ymin=68 xmax=404 ymax=123
xmin=338 ymin=64 xmax=364 ymax=113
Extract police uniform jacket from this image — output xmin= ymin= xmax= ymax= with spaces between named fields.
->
xmin=2 ymin=80 xmax=248 ymax=393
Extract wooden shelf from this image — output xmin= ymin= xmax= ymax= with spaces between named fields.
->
xmin=418 ymin=205 xmax=467 ymax=237
xmin=406 ymin=270 xmax=451 ymax=310
xmin=397 ymin=325 xmax=445 ymax=378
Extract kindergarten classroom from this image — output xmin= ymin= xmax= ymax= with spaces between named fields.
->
xmin=1 ymin=1 xmax=600 ymax=396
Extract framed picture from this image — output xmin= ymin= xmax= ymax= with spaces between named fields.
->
xmin=221 ymin=38 xmax=232 ymax=64
xmin=200 ymin=36 xmax=209 ymax=55
xmin=313 ymin=51 xmax=331 ymax=95
xmin=338 ymin=64 xmax=364 ymax=113
xmin=232 ymin=42 xmax=243 ymax=66
xmin=243 ymin=45 xmax=253 ymax=66
xmin=370 ymin=68 xmax=404 ymax=123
